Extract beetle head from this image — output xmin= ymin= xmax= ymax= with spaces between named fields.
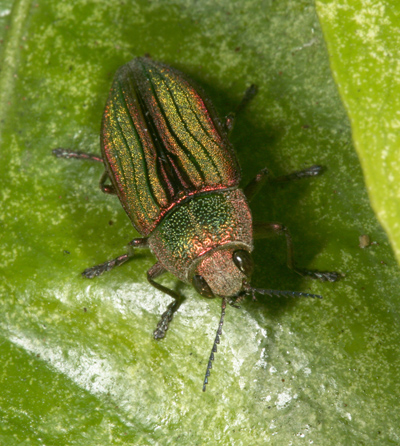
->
xmin=192 ymin=247 xmax=253 ymax=298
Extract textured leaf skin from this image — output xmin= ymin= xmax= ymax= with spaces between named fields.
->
xmin=2 ymin=0 xmax=400 ymax=444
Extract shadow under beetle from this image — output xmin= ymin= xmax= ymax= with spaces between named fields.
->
xmin=53 ymin=57 xmax=340 ymax=391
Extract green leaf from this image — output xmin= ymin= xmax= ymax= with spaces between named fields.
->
xmin=0 ymin=0 xmax=399 ymax=444
xmin=316 ymin=0 xmax=400 ymax=265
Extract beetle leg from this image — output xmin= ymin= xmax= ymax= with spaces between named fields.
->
xmin=147 ymin=262 xmax=185 ymax=339
xmin=244 ymin=167 xmax=271 ymax=202
xmin=52 ymin=148 xmax=104 ymax=163
xmin=224 ymin=84 xmax=258 ymax=134
xmin=82 ymin=237 xmax=149 ymax=278
xmin=99 ymin=170 xmax=117 ymax=195
xmin=52 ymin=148 xmax=117 ymax=195
xmin=82 ymin=253 xmax=132 ymax=278
xmin=244 ymin=165 xmax=324 ymax=202
xmin=271 ymin=165 xmax=323 ymax=183
xmin=253 ymin=222 xmax=341 ymax=282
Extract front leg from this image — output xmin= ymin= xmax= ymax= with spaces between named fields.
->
xmin=82 ymin=237 xmax=149 ymax=278
xmin=253 ymin=222 xmax=341 ymax=282
xmin=147 ymin=262 xmax=185 ymax=339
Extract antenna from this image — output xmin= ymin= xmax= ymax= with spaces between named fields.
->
xmin=203 ymin=297 xmax=227 ymax=392
xmin=201 ymin=286 xmax=322 ymax=392
xmin=251 ymin=288 xmax=322 ymax=299
xmin=241 ymin=280 xmax=323 ymax=300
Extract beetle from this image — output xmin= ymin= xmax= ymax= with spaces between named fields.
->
xmin=53 ymin=57 xmax=340 ymax=391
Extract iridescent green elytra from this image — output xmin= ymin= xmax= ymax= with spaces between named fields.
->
xmin=53 ymin=57 xmax=340 ymax=391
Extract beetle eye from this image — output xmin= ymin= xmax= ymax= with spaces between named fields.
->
xmin=193 ymin=275 xmax=214 ymax=299
xmin=233 ymin=250 xmax=254 ymax=276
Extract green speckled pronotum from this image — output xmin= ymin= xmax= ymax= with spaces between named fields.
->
xmin=53 ymin=57 xmax=341 ymax=391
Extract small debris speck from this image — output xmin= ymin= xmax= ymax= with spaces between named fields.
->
xmin=359 ymin=234 xmax=371 ymax=248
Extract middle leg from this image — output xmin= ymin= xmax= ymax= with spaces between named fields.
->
xmin=82 ymin=237 xmax=149 ymax=278
xmin=244 ymin=165 xmax=323 ymax=202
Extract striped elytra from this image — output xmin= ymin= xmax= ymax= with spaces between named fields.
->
xmin=101 ymin=58 xmax=240 ymax=237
